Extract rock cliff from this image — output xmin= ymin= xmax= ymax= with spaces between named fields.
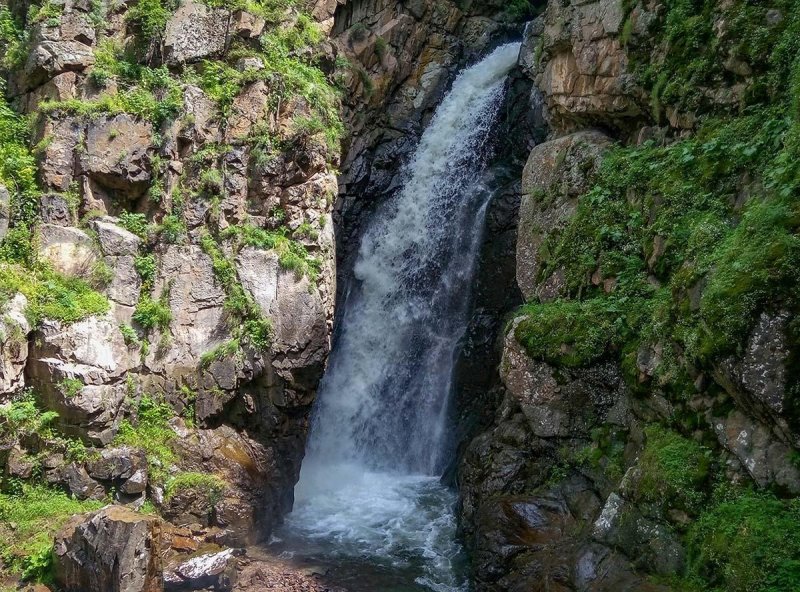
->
xmin=457 ymin=0 xmax=800 ymax=590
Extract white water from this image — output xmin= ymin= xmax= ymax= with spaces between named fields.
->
xmin=278 ymin=43 xmax=521 ymax=591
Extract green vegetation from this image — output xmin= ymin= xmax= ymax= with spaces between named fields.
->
xmin=0 ymin=263 xmax=110 ymax=326
xmin=517 ymin=107 xmax=800 ymax=390
xmin=0 ymin=395 xmax=58 ymax=443
xmin=637 ymin=425 xmax=711 ymax=512
xmin=0 ymin=484 xmax=103 ymax=582
xmin=200 ymin=338 xmax=241 ymax=367
xmin=58 ymin=378 xmax=84 ymax=399
xmin=683 ymin=488 xmax=800 ymax=591
xmin=113 ymin=395 xmax=176 ymax=484
xmin=118 ymin=212 xmax=150 ymax=238
xmin=165 ymin=471 xmax=226 ymax=505
xmin=132 ymin=294 xmax=172 ymax=331
xmin=199 ymin=232 xmax=272 ymax=352
xmin=221 ymin=223 xmax=322 ymax=281
xmin=0 ymin=88 xmax=38 ymax=225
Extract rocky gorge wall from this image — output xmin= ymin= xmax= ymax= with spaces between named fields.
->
xmin=457 ymin=0 xmax=800 ymax=590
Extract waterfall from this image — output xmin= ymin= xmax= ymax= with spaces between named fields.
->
xmin=276 ymin=43 xmax=521 ymax=592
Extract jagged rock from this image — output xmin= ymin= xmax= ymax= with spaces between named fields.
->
xmin=36 ymin=117 xmax=82 ymax=192
xmin=500 ymin=320 xmax=629 ymax=438
xmin=0 ymin=184 xmax=9 ymax=240
xmin=593 ymin=493 xmax=684 ymax=575
xmin=142 ymin=245 xmax=228 ymax=389
xmin=54 ymin=505 xmax=163 ymax=592
xmin=164 ymin=548 xmax=239 ymax=591
xmin=522 ymin=0 xmax=644 ymax=132
xmin=712 ymin=410 xmax=800 ymax=494
xmin=27 ymin=316 xmax=137 ymax=443
xmin=0 ymin=294 xmax=30 ymax=396
xmin=716 ymin=311 xmax=792 ymax=425
xmin=37 ymin=224 xmax=98 ymax=277
xmin=83 ymin=114 xmax=153 ymax=197
xmin=18 ymin=40 xmax=94 ymax=94
xmin=63 ymin=463 xmax=106 ymax=500
xmin=39 ymin=193 xmax=73 ymax=225
xmin=164 ymin=0 xmax=229 ymax=65
xmin=516 ymin=131 xmax=612 ymax=301
xmin=226 ymin=80 xmax=270 ymax=141
xmin=235 ymin=247 xmax=327 ymax=359
xmin=5 ymin=446 xmax=35 ymax=479
xmin=182 ymin=85 xmax=221 ymax=144
xmin=92 ymin=219 xmax=142 ymax=256
xmin=86 ymin=446 xmax=147 ymax=482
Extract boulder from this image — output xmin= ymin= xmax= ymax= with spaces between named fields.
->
xmin=516 ymin=131 xmax=612 ymax=301
xmin=83 ymin=114 xmax=153 ymax=195
xmin=164 ymin=548 xmax=239 ymax=591
xmin=0 ymin=294 xmax=30 ymax=396
xmin=164 ymin=1 xmax=229 ymax=65
xmin=87 ymin=446 xmax=148 ymax=482
xmin=36 ymin=117 xmax=82 ymax=192
xmin=522 ymin=0 xmax=644 ymax=132
xmin=54 ymin=505 xmax=164 ymax=592
xmin=235 ymin=247 xmax=327 ymax=360
xmin=37 ymin=224 xmax=98 ymax=277
xmin=500 ymin=320 xmax=629 ymax=438
xmin=18 ymin=40 xmax=94 ymax=94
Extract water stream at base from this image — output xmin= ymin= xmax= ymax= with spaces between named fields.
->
xmin=271 ymin=43 xmax=522 ymax=592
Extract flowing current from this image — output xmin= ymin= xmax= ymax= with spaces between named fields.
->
xmin=274 ymin=44 xmax=521 ymax=591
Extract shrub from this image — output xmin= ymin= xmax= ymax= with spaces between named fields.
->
xmin=686 ymin=488 xmax=800 ymax=592
xmin=133 ymin=294 xmax=172 ymax=331
xmin=158 ymin=215 xmax=185 ymax=244
xmin=118 ymin=212 xmax=150 ymax=238
xmin=58 ymin=378 xmax=84 ymax=399
xmin=134 ymin=254 xmax=157 ymax=288
xmin=199 ymin=339 xmax=241 ymax=368
xmin=113 ymin=395 xmax=176 ymax=484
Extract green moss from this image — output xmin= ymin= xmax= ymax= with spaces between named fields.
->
xmin=515 ymin=296 xmax=650 ymax=367
xmin=686 ymin=488 xmax=800 ymax=591
xmin=637 ymin=425 xmax=711 ymax=512
xmin=0 ymin=484 xmax=103 ymax=582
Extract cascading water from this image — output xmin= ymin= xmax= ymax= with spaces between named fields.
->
xmin=272 ymin=43 xmax=521 ymax=591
